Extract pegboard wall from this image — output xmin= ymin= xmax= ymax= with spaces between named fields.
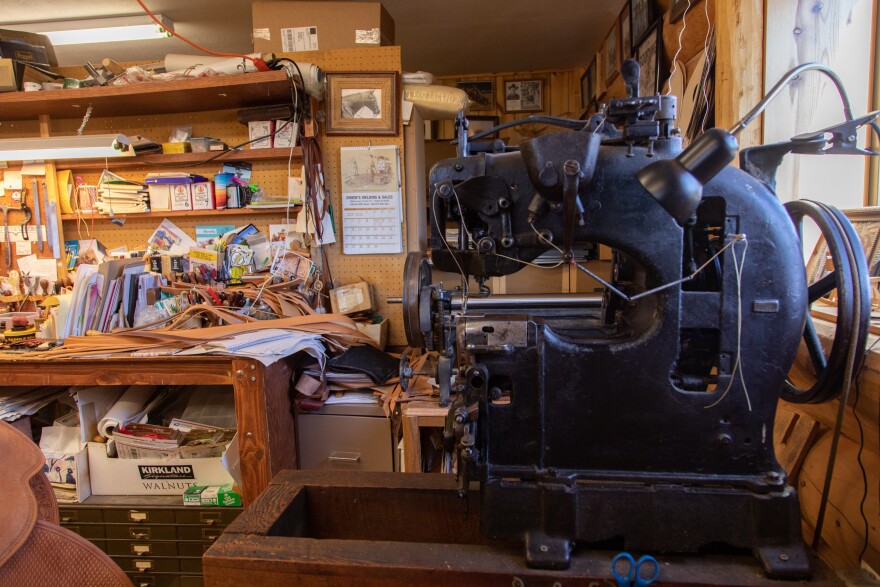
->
xmin=280 ymin=46 xmax=407 ymax=346
xmin=0 ymin=48 xmax=408 ymax=345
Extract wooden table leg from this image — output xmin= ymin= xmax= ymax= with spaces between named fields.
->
xmin=232 ymin=357 xmax=298 ymax=504
xmin=402 ymin=411 xmax=421 ymax=473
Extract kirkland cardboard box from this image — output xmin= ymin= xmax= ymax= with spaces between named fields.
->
xmin=252 ymin=1 xmax=395 ymax=53
xmin=87 ymin=442 xmax=235 ymax=496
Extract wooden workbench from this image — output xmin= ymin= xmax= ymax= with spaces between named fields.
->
xmin=203 ymin=470 xmax=845 ymax=586
xmin=0 ymin=354 xmax=298 ymax=504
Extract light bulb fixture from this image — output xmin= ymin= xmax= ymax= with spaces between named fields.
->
xmin=0 ymin=134 xmax=134 ymax=162
xmin=8 ymin=14 xmax=174 ymax=46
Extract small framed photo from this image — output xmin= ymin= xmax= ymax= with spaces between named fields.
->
xmin=604 ymin=24 xmax=619 ymax=85
xmin=503 ymin=78 xmax=545 ymax=113
xmin=620 ymin=3 xmax=632 ymax=58
xmin=457 ymin=80 xmax=496 ymax=112
xmin=580 ymin=58 xmax=596 ymax=109
xmin=635 ymin=20 xmax=662 ymax=97
xmin=467 ymin=115 xmax=499 ymax=139
xmin=325 ymin=71 xmax=399 ymax=135
xmin=630 ymin=0 xmax=657 ymax=47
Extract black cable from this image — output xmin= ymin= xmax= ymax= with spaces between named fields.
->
xmin=458 ymin=115 xmax=588 ymax=143
xmin=853 ymin=335 xmax=879 ymax=560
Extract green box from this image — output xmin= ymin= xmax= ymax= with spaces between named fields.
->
xmin=183 ymin=483 xmax=241 ymax=507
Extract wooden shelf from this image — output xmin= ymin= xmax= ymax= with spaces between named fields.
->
xmin=55 ymin=147 xmax=303 ymax=170
xmin=60 ymin=205 xmax=301 ymax=221
xmin=0 ymin=70 xmax=293 ymax=120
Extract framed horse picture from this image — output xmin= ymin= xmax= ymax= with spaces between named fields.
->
xmin=326 ymin=72 xmax=400 ymax=135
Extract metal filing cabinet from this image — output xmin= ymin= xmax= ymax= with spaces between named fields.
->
xmin=59 ymin=495 xmax=242 ymax=587
xmin=296 ymin=402 xmax=396 ymax=471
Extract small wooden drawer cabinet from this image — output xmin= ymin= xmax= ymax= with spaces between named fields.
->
xmin=60 ymin=495 xmax=242 ymax=587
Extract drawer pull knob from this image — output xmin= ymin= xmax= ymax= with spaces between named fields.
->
xmin=328 ymin=451 xmax=361 ymax=463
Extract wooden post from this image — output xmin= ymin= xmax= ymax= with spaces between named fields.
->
xmin=715 ymin=0 xmax=765 ymax=151
xmin=38 ymin=114 xmax=67 ymax=279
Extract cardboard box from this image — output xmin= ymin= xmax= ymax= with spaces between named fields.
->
xmin=356 ymin=318 xmax=388 ymax=350
xmin=0 ymin=29 xmax=57 ymax=66
xmin=248 ymin=120 xmax=274 ymax=149
xmin=0 ymin=58 xmax=17 ymax=92
xmin=330 ymin=281 xmax=373 ymax=315
xmin=171 ymin=184 xmax=193 ymax=211
xmin=273 ymin=119 xmax=298 ymax=148
xmin=252 ymin=1 xmax=395 ymax=53
xmin=191 ymin=182 xmax=215 ymax=210
xmin=147 ymin=184 xmax=172 ymax=210
xmin=87 ymin=442 xmax=234 ymax=496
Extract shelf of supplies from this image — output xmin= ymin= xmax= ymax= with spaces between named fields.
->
xmin=55 ymin=147 xmax=303 ymax=170
xmin=59 ymin=205 xmax=301 ymax=221
xmin=0 ymin=70 xmax=293 ymax=120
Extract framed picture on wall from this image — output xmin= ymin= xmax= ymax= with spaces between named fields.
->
xmin=604 ymin=25 xmax=619 ymax=85
xmin=503 ymin=78 xmax=545 ymax=113
xmin=580 ymin=58 xmax=596 ymax=109
xmin=457 ymin=80 xmax=496 ymax=112
xmin=635 ymin=20 xmax=662 ymax=97
xmin=630 ymin=0 xmax=657 ymax=47
xmin=620 ymin=3 xmax=632 ymax=59
xmin=325 ymin=71 xmax=399 ymax=135
xmin=467 ymin=115 xmax=500 ymax=138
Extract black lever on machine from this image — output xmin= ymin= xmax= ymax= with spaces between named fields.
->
xmin=621 ymin=58 xmax=641 ymax=98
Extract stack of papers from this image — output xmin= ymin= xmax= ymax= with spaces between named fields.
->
xmin=176 ymin=328 xmax=326 ymax=367
xmin=97 ymin=170 xmax=149 ymax=214
xmin=112 ymin=422 xmax=235 ymax=460
xmin=0 ymin=388 xmax=69 ymax=421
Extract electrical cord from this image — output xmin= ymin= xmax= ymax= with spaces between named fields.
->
xmin=135 ymin=0 xmax=269 ymax=70
xmin=665 ymin=0 xmax=693 ymax=96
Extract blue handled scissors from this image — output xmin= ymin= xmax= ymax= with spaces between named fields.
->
xmin=611 ymin=552 xmax=660 ymax=587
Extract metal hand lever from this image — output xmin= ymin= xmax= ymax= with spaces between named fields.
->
xmin=19 ymin=189 xmax=31 ymax=241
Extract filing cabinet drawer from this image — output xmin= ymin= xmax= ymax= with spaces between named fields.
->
xmin=107 ymin=540 xmax=178 ymax=557
xmin=62 ymin=524 xmax=106 ymax=540
xmin=59 ymin=507 xmax=103 ymax=524
xmin=177 ymin=525 xmax=224 ymax=542
xmin=180 ymin=576 xmax=204 ymax=587
xmin=297 ymin=413 xmax=393 ymax=471
xmin=105 ymin=509 xmax=176 ymax=524
xmin=178 ymin=542 xmax=212 ymax=557
xmin=129 ymin=573 xmax=180 ymax=587
xmin=107 ymin=524 xmax=178 ymax=541
xmin=113 ymin=556 xmax=179 ymax=574
xmin=179 ymin=557 xmax=202 ymax=574
xmin=174 ymin=508 xmax=241 ymax=526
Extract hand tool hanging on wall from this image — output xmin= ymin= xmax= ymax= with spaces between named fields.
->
xmin=40 ymin=181 xmax=59 ymax=259
xmin=19 ymin=189 xmax=31 ymax=241
xmin=0 ymin=205 xmax=18 ymax=270
xmin=30 ymin=178 xmax=43 ymax=252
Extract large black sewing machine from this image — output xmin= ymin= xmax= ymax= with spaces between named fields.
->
xmin=399 ymin=60 xmax=876 ymax=580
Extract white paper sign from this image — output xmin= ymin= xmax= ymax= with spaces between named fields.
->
xmin=339 ymin=145 xmax=403 ymax=255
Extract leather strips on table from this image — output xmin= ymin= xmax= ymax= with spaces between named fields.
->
xmin=1 ymin=311 xmax=373 ymax=361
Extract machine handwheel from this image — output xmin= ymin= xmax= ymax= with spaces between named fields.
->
xmin=403 ymin=252 xmax=432 ymax=348
xmin=783 ymin=200 xmax=870 ymax=403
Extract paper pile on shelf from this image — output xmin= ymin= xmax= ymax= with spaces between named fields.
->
xmin=112 ymin=422 xmax=235 ymax=460
xmin=0 ymin=388 xmax=69 ymax=422
xmin=97 ymin=170 xmax=149 ymax=215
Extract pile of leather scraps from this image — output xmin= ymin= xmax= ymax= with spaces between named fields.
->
xmin=163 ymin=279 xmax=316 ymax=319
xmin=296 ymin=347 xmax=438 ymax=417
xmin=0 ymin=309 xmax=371 ymax=361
